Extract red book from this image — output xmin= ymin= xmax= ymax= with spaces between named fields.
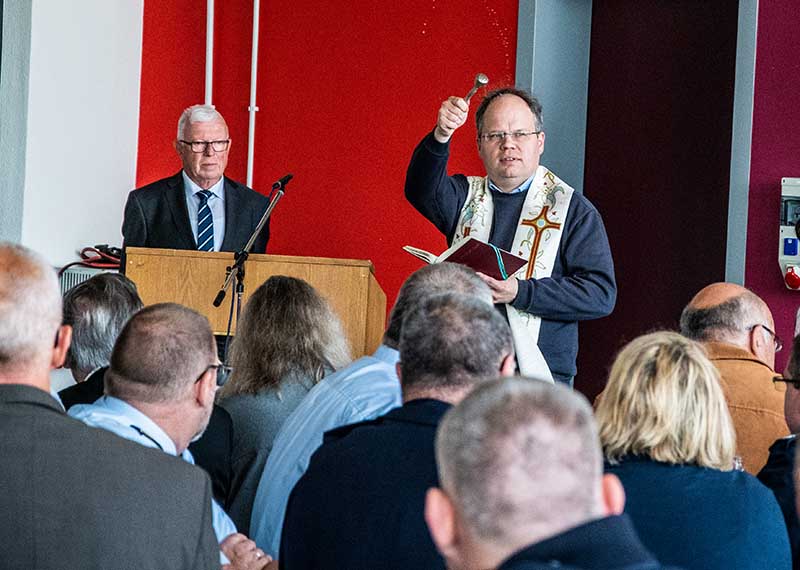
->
xmin=403 ymin=237 xmax=527 ymax=281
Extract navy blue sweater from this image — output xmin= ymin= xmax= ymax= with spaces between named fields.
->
xmin=404 ymin=132 xmax=616 ymax=380
xmin=607 ymin=456 xmax=790 ymax=570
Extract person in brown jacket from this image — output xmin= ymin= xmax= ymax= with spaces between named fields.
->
xmin=680 ymin=282 xmax=788 ymax=474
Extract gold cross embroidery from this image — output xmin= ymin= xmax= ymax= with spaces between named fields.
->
xmin=520 ymin=205 xmax=561 ymax=280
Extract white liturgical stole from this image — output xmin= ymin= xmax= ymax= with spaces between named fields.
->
xmin=454 ymin=165 xmax=575 ymax=382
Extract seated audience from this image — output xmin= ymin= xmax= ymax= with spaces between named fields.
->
xmin=250 ymin=262 xmax=492 ymax=555
xmin=69 ymin=302 xmax=270 ymax=569
xmin=0 ymin=243 xmax=219 ymax=569
xmin=758 ymin=334 xmax=800 ymax=567
xmin=218 ymin=275 xmax=351 ymax=534
xmin=59 ymin=272 xmax=142 ymax=402
xmin=426 ymin=378 xmax=669 ymax=570
xmin=279 ymin=292 xmax=515 ymax=570
xmin=57 ymin=272 xmax=234 ymax=509
xmin=680 ymin=282 xmax=788 ymax=473
xmin=597 ymin=331 xmax=790 ymax=570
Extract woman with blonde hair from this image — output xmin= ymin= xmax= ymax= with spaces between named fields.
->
xmin=596 ymin=331 xmax=789 ymax=570
xmin=218 ymin=275 xmax=351 ymax=534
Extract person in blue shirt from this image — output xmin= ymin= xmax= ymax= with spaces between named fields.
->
xmin=596 ymin=331 xmax=790 ymax=570
xmin=279 ymin=292 xmax=516 ymax=570
xmin=69 ymin=302 xmax=271 ymax=570
xmin=249 ymin=262 xmax=494 ymax=556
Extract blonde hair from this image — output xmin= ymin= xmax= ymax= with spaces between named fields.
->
xmin=221 ymin=276 xmax=351 ymax=397
xmin=596 ymin=331 xmax=736 ymax=470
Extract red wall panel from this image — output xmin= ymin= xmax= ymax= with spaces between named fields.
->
xmin=746 ymin=0 xmax=800 ymax=374
xmin=138 ymin=0 xmax=518 ymax=306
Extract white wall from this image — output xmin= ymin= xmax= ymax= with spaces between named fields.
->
xmin=21 ymin=0 xmax=144 ymax=266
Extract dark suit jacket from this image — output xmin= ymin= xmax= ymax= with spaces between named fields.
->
xmin=0 ymin=384 xmax=219 ymax=570
xmin=122 ymin=171 xmax=270 ymax=255
xmin=758 ymin=436 xmax=800 ymax=569
xmin=279 ymin=398 xmax=450 ymax=570
xmin=59 ymin=367 xmax=235 ymax=509
xmin=498 ymin=515 xmax=670 ymax=570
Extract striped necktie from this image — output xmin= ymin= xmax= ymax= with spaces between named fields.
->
xmin=196 ymin=189 xmax=214 ymax=251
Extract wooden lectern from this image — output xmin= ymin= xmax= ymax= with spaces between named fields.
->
xmin=124 ymin=247 xmax=387 ymax=358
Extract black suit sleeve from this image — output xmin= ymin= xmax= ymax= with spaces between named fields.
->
xmin=121 ymin=191 xmax=147 ymax=250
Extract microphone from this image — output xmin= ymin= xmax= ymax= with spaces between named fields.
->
xmin=272 ymin=173 xmax=294 ymax=190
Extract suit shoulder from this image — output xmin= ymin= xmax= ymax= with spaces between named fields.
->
xmin=225 ymin=177 xmax=270 ymax=206
xmin=129 ymin=173 xmax=182 ymax=201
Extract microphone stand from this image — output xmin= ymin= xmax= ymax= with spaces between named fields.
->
xmin=212 ymin=181 xmax=288 ymax=363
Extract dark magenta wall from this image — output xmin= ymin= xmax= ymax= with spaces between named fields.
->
xmin=746 ymin=0 xmax=800 ymax=375
xmin=578 ymin=1 xmax=739 ymax=398
xmin=137 ymin=0 xmax=518 ymax=306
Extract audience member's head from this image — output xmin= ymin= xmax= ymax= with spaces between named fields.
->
xmin=383 ymin=262 xmax=492 ymax=349
xmin=426 ymin=378 xmax=623 ymax=570
xmin=781 ymin=334 xmax=800 ymax=434
xmin=0 ymin=243 xmax=70 ymax=389
xmin=398 ymin=292 xmax=513 ymax=402
xmin=680 ymin=282 xmax=779 ymax=369
xmin=597 ymin=331 xmax=736 ymax=470
xmin=106 ymin=303 xmax=218 ymax=450
xmin=222 ymin=275 xmax=351 ymax=397
xmin=62 ymin=273 xmax=143 ymax=382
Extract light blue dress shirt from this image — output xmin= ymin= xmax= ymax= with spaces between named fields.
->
xmin=249 ymin=344 xmax=402 ymax=556
xmin=487 ymin=171 xmax=536 ymax=194
xmin=69 ymin=396 xmax=237 ymax=563
xmin=182 ymin=171 xmax=226 ymax=251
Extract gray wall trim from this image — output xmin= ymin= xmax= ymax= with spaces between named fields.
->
xmin=725 ymin=0 xmax=758 ymax=285
xmin=0 ymin=0 xmax=32 ymax=243
xmin=515 ymin=0 xmax=592 ymax=192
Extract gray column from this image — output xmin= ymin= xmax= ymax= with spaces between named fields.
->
xmin=0 ymin=0 xmax=32 ymax=243
xmin=516 ymin=0 xmax=593 ymax=192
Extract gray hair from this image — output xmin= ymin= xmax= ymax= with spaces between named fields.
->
xmin=63 ymin=273 xmax=143 ymax=378
xmin=679 ymin=291 xmax=765 ymax=343
xmin=0 ymin=243 xmax=62 ymax=371
xmin=177 ymin=104 xmax=226 ymax=139
xmin=436 ymin=378 xmax=603 ymax=546
xmin=106 ymin=303 xmax=215 ymax=403
xmin=398 ymin=293 xmax=511 ymax=391
xmin=384 ymin=262 xmax=492 ymax=348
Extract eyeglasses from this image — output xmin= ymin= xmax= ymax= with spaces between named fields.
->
xmin=749 ymin=324 xmax=783 ymax=353
xmin=195 ymin=363 xmax=233 ymax=387
xmin=773 ymin=375 xmax=798 ymax=391
xmin=477 ymin=130 xmax=541 ymax=144
xmin=180 ymin=139 xmax=230 ymax=153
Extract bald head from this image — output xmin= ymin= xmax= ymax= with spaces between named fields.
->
xmin=0 ymin=244 xmax=63 ymax=380
xmin=680 ymin=282 xmax=776 ymax=367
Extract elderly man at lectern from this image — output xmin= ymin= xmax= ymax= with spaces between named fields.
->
xmin=404 ymin=87 xmax=616 ymax=385
xmin=122 ymin=104 xmax=270 ymax=255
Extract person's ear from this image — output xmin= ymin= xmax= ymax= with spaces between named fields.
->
xmin=195 ymin=367 xmax=216 ymax=408
xmin=425 ymin=488 xmax=460 ymax=561
xmin=51 ymin=325 xmax=72 ymax=369
xmin=396 ymin=362 xmax=403 ymax=383
xmin=600 ymin=473 xmax=626 ymax=516
xmin=499 ymin=353 xmax=516 ymax=377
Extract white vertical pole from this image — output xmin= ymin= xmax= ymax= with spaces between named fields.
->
xmin=205 ymin=0 xmax=215 ymax=106
xmin=246 ymin=0 xmax=261 ymax=187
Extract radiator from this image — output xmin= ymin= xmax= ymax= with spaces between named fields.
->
xmin=58 ymin=266 xmax=116 ymax=295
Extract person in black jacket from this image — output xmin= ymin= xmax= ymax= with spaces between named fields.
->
xmin=279 ymin=291 xmax=515 ymax=570
xmin=425 ymin=377 xmax=668 ymax=570
xmin=759 ymin=333 xmax=800 ymax=568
